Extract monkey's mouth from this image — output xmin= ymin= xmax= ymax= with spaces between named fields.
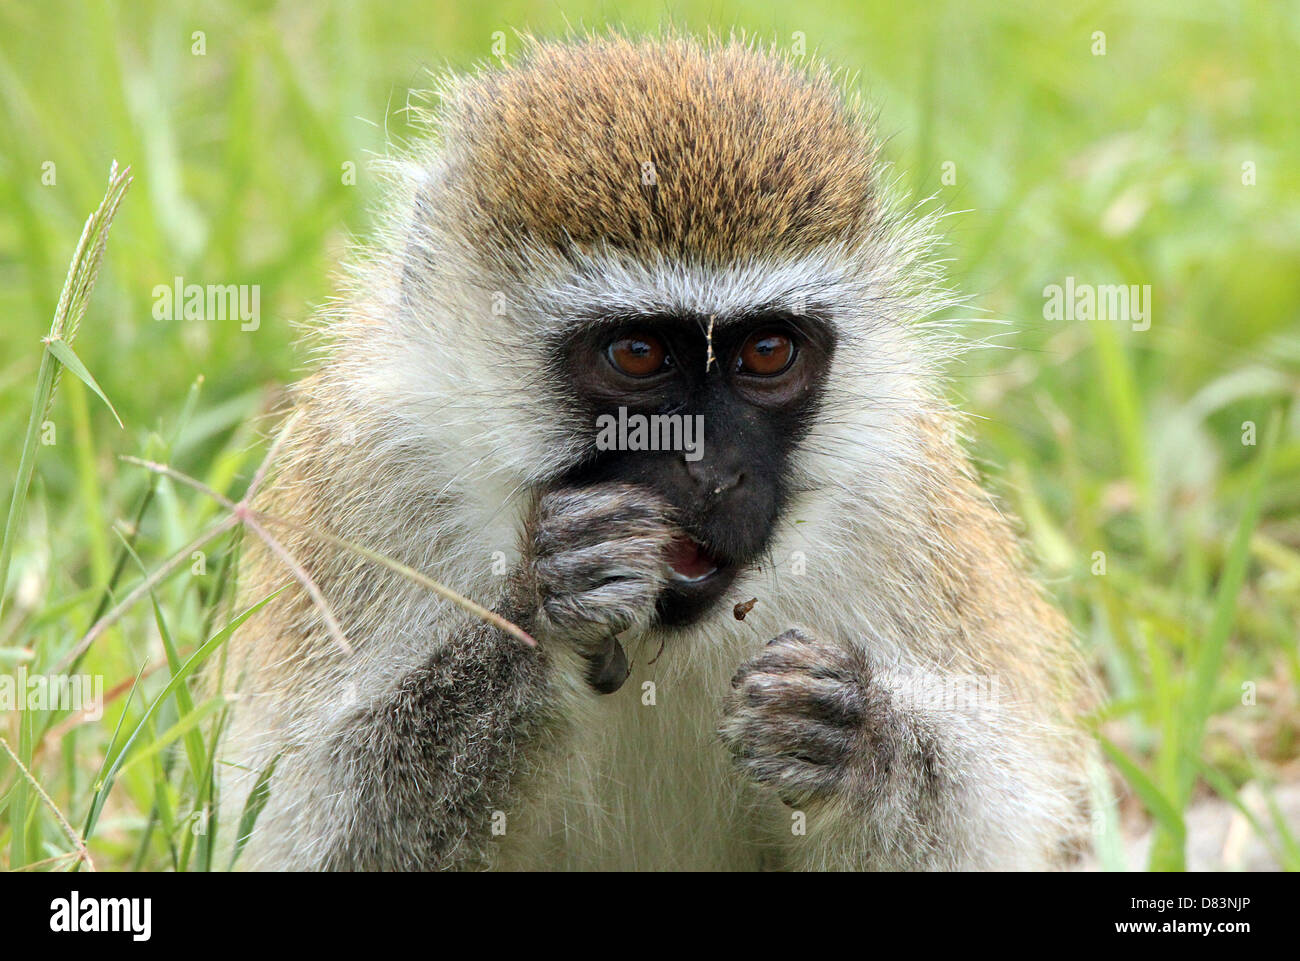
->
xmin=665 ymin=534 xmax=721 ymax=583
xmin=657 ymin=535 xmax=737 ymax=627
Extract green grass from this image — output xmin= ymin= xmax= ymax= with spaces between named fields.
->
xmin=1 ymin=0 xmax=1298 ymax=871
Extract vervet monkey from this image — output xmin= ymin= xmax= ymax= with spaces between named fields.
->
xmin=219 ymin=35 xmax=1094 ymax=870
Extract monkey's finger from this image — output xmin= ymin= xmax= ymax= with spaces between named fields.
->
xmin=729 ymin=746 xmax=844 ymax=800
xmin=724 ymin=706 xmax=854 ymax=768
xmin=535 ymin=538 xmax=668 ymax=592
xmin=535 ymin=485 xmax=673 ymax=545
xmin=731 ymin=672 xmax=866 ymax=731
xmin=540 ymin=575 xmax=660 ymax=640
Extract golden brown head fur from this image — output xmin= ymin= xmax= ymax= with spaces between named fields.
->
xmin=436 ymin=35 xmax=881 ymax=263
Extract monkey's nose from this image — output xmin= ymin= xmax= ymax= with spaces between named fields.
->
xmin=685 ymin=459 xmax=744 ymax=497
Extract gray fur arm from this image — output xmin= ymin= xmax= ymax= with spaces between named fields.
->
xmin=285 ymin=484 xmax=674 ymax=870
xmin=320 ymin=602 xmax=555 ymax=871
xmin=720 ymin=629 xmax=1080 ymax=870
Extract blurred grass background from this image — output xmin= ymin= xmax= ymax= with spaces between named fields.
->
xmin=1 ymin=0 xmax=1297 ymax=871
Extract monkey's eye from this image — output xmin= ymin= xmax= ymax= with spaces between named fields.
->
xmin=607 ymin=332 xmax=671 ymax=377
xmin=736 ymin=330 xmax=795 ymax=376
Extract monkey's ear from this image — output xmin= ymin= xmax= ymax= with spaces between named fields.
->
xmin=585 ymin=635 xmax=630 ymax=695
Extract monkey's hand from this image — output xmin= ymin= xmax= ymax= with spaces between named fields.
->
xmin=518 ymin=484 xmax=675 ymax=688
xmin=720 ymin=628 xmax=897 ymax=807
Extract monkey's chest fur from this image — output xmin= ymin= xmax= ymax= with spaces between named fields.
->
xmin=495 ymin=642 xmax=784 ymax=871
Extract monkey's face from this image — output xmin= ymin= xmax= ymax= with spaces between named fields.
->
xmin=380 ymin=39 xmax=943 ymax=634
xmin=553 ymin=311 xmax=835 ymax=626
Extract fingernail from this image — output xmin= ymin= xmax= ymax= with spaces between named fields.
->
xmin=586 ymin=635 xmax=629 ymax=695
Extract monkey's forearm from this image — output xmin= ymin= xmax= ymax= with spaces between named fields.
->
xmin=257 ymin=483 xmax=671 ymax=871
xmin=313 ymin=607 xmax=567 ymax=871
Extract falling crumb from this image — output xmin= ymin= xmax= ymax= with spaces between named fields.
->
xmin=733 ymin=598 xmax=757 ymax=621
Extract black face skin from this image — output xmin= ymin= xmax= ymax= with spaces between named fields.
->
xmin=555 ymin=310 xmax=835 ymax=627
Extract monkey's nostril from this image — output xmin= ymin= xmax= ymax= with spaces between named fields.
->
xmin=686 ymin=458 xmax=744 ymax=496
xmin=709 ymin=471 xmax=743 ymax=496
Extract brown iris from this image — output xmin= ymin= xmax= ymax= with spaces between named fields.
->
xmin=607 ymin=332 xmax=669 ymax=377
xmin=737 ymin=330 xmax=795 ymax=376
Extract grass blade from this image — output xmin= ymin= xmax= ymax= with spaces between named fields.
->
xmin=42 ymin=336 xmax=124 ymax=429
xmin=80 ymin=591 xmax=278 ymax=841
xmin=1178 ymin=410 xmax=1281 ymax=800
xmin=1098 ymin=733 xmax=1186 ymax=868
xmin=228 ymin=753 xmax=280 ymax=871
xmin=0 ymin=162 xmax=131 ymax=625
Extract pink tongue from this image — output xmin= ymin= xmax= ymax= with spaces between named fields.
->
xmin=666 ymin=535 xmax=718 ymax=580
